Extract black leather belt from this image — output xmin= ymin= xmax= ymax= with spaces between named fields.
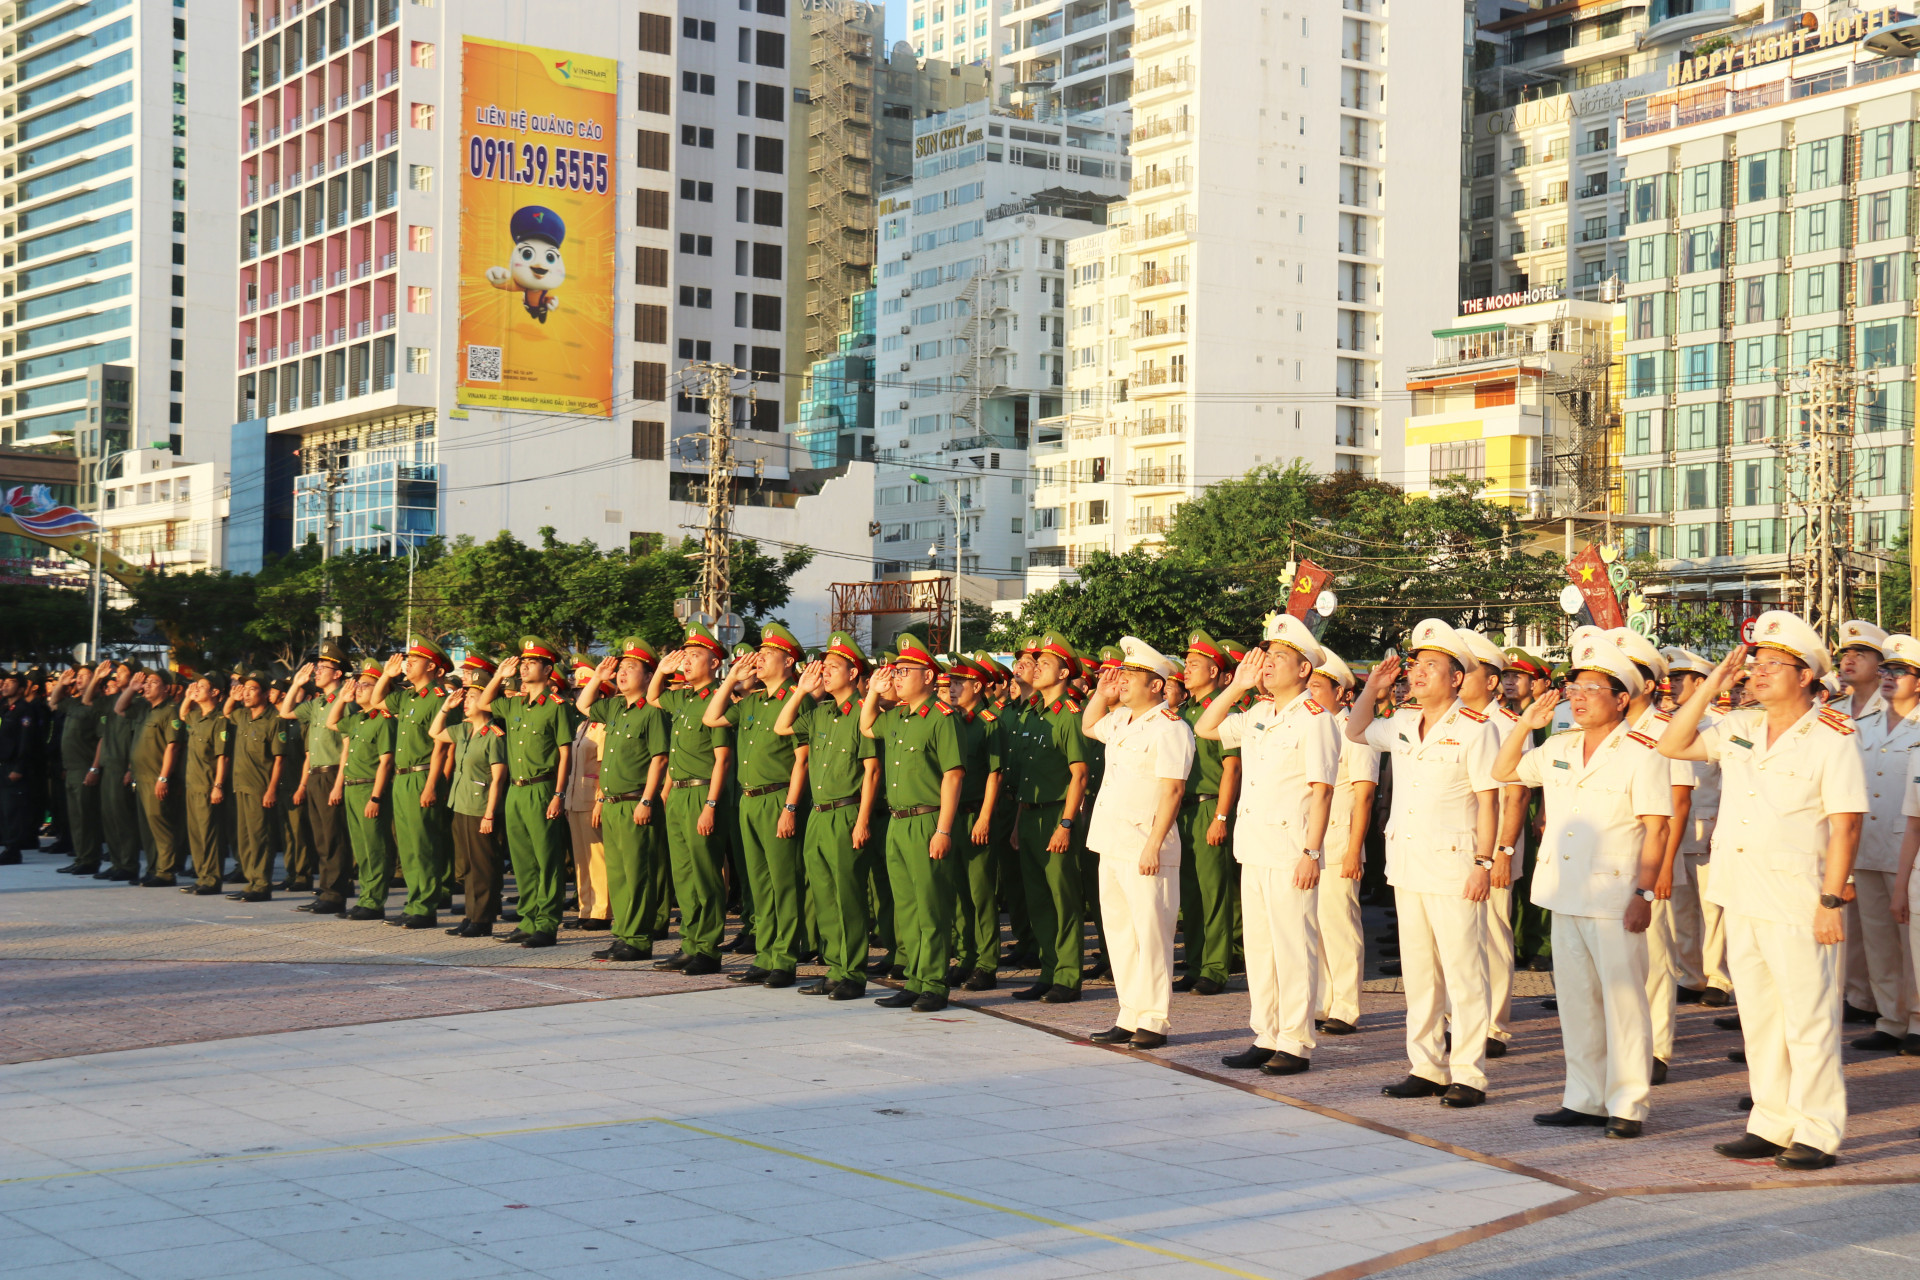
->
xmin=1182 ymin=793 xmax=1219 ymax=807
xmin=344 ymin=777 xmax=375 ymax=788
xmin=814 ymin=795 xmax=859 ymax=813
xmin=602 ymin=789 xmax=650 ymax=803
xmin=512 ymin=773 xmax=555 ymax=787
xmin=742 ymin=782 xmax=786 ymax=799
xmin=890 ymin=804 xmax=937 ymax=819
xmin=671 ymin=776 xmax=708 ymax=786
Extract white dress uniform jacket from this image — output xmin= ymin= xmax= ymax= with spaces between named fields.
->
xmin=1363 ymin=700 xmax=1500 ymax=894
xmin=1318 ymin=712 xmax=1380 ymax=1027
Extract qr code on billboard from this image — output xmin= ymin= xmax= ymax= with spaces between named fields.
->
xmin=466 ymin=344 xmax=502 ymax=383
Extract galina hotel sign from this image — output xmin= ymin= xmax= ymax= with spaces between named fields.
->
xmin=1667 ymin=7 xmax=1901 ymax=87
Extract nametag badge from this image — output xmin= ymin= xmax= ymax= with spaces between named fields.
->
xmin=1398 ymin=732 xmax=1409 ymax=743
xmin=1730 ymin=736 xmax=1754 ymax=749
xmin=1552 ymin=758 xmax=1571 ymax=770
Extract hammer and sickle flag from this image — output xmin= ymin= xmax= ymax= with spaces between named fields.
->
xmin=1284 ymin=558 xmax=1332 ymax=620
xmin=1565 ymin=544 xmax=1626 ymax=629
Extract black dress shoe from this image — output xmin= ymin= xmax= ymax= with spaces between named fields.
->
xmin=189 ymin=885 xmax=223 ymax=895
xmin=865 ymin=957 xmax=894 ymax=976
xmin=1378 ymin=960 xmax=1403 ymax=977
xmin=1382 ymin=1075 xmax=1447 ymax=1099
xmin=764 ymin=969 xmax=796 ymax=989
xmin=1775 ymin=1142 xmax=1836 ymax=1171
xmin=1081 ymin=963 xmax=1110 ymax=982
xmin=725 ymin=932 xmax=756 ymax=955
xmin=500 ymin=910 xmax=520 ymax=923
xmin=577 ymin=918 xmax=611 ymax=932
xmin=1258 ymin=1050 xmax=1309 ymax=1076
xmin=828 ymin=979 xmax=866 ymax=1000
xmin=1221 ymin=1045 xmax=1274 ymax=1069
xmin=683 ymin=953 xmax=721 ymax=975
xmin=447 ymin=922 xmax=475 ymax=936
xmin=1902 ymin=1035 xmax=1920 ymax=1057
xmin=1129 ymin=1031 xmax=1168 ymax=1050
xmin=875 ymin=989 xmax=918 ymax=1008
xmin=1652 ymin=1058 xmax=1668 ymax=1085
xmin=1605 ymin=1118 xmax=1643 ymax=1139
xmin=397 ymin=914 xmax=436 ymax=929
xmin=1533 ymin=1108 xmax=1607 ymax=1127
xmin=1441 ymin=1084 xmax=1486 ymax=1108
xmin=1011 ymin=982 xmax=1049 ymax=1001
xmin=1320 ymin=1018 xmax=1356 ymax=1036
xmin=239 ymin=891 xmax=271 ymax=903
xmin=1039 ymin=984 xmax=1080 ymax=1003
xmin=223 ymin=869 xmax=246 ymax=884
xmin=962 ymin=970 xmax=996 ymax=991
xmin=521 ymin=933 xmax=557 ymax=948
xmin=1001 ymin=948 xmax=1040 ymax=969
xmin=797 ymin=978 xmax=831 ymax=995
xmin=1485 ymin=1038 xmax=1508 ymax=1059
xmin=1194 ymin=977 xmax=1227 ymax=996
xmin=1714 ymin=1133 xmax=1784 ymax=1159
xmin=1714 ymin=1014 xmax=1742 ymax=1031
xmin=1729 ymin=1048 xmax=1746 ymax=1064
xmin=1675 ymin=986 xmax=1705 ymax=1004
xmin=1172 ymin=974 xmax=1197 ymax=993
xmin=729 ymin=967 xmax=771 ymax=985
xmin=1089 ymin=1025 xmax=1133 ymax=1044
xmin=140 ymin=875 xmax=177 ymax=887
xmin=1852 ymin=1030 xmax=1904 ymax=1052
xmin=594 ymin=942 xmax=648 ymax=962
xmin=497 ymin=929 xmax=531 ymax=943
xmin=911 ymin=992 xmax=948 ymax=1012
xmin=1842 ymin=1002 xmax=1877 ymax=1025
xmin=225 ymin=892 xmax=250 ymax=901
xmin=1540 ymin=997 xmax=1558 ymax=1012
xmin=347 ymin=906 xmax=385 ymax=921
xmin=103 ymin=869 xmax=136 ymax=881
xmin=1701 ymin=987 xmax=1730 ymax=1007
xmin=654 ymin=952 xmax=692 ymax=971
xmin=1526 ymin=956 xmax=1554 ymax=972
xmin=287 ymin=880 xmax=314 ymax=892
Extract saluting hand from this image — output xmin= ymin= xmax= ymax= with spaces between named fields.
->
xmin=1703 ymin=644 xmax=1747 ymax=699
xmin=499 ymin=656 xmax=522 ymax=681
xmin=594 ymin=654 xmax=619 ymax=684
xmin=382 ymin=654 xmax=405 ymax=679
xmin=1518 ymin=690 xmax=1559 ymax=731
xmin=796 ymin=660 xmax=826 ymax=697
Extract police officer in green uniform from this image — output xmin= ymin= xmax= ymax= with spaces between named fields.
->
xmin=179 ymin=673 xmax=231 ymax=896
xmin=994 ymin=646 xmax=1041 ymax=967
xmin=371 ymin=638 xmax=454 ymax=926
xmin=123 ymin=667 xmax=185 ymax=884
xmin=84 ymin=662 xmax=142 ymax=881
xmin=283 ymin=644 xmax=356 ymax=914
xmin=474 ymin=637 xmax=576 ymax=948
xmin=706 ymin=623 xmax=812 ymax=987
xmin=1176 ymin=630 xmax=1242 ymax=995
xmin=945 ymin=653 xmax=1005 ymax=990
xmin=47 ymin=665 xmax=102 ymax=875
xmin=863 ymin=649 xmax=898 ymax=979
xmin=861 ymin=631 xmax=966 ymax=1011
xmin=432 ymin=654 xmax=508 ymax=936
xmin=1009 ymin=632 xmax=1091 ymax=1003
xmin=1076 ymin=644 xmax=1118 ymax=981
xmin=271 ymin=667 xmax=315 ymax=892
xmin=721 ymin=639 xmax=756 ymax=950
xmin=227 ymin=670 xmax=288 ymax=901
xmin=646 ymin=623 xmax=732 ymax=974
xmin=778 ymin=632 xmax=879 ymax=998
xmin=330 ymin=660 xmax=396 ymax=919
xmin=578 ymin=638 xmax=671 ymax=961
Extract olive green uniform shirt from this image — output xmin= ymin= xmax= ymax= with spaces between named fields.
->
xmin=293 ymin=686 xmax=350 ymax=768
xmin=132 ymin=701 xmax=183 ymax=780
xmin=659 ymin=685 xmax=731 ymax=782
xmin=343 ymin=710 xmax=394 ymax=783
xmin=587 ymin=696 xmax=669 ymax=797
xmin=955 ymin=706 xmax=1003 ymax=814
xmin=797 ymin=696 xmax=875 ymax=803
xmin=180 ymin=705 xmax=231 ymax=790
xmin=1009 ymin=696 xmax=1085 ymax=805
xmin=501 ymin=689 xmax=576 ymax=783
xmin=230 ymin=706 xmax=287 ymax=795
xmin=446 ymin=720 xmax=506 ymax=818
xmin=98 ymin=701 xmax=136 ymax=774
xmin=725 ymin=684 xmax=808 ymax=791
xmin=1180 ymin=691 xmax=1241 ymax=797
xmin=383 ymin=683 xmax=447 ymax=770
xmin=875 ymin=699 xmax=964 ymax=810
xmin=57 ymin=699 xmax=98 ymax=773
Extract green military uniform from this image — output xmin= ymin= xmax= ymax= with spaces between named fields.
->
xmin=1076 ymin=646 xmax=1115 ymax=979
xmin=986 ymin=663 xmax=1034 ymax=963
xmin=229 ymin=685 xmax=289 ymax=895
xmin=1177 ymin=631 xmax=1240 ymax=987
xmin=657 ymin=625 xmax=732 ymax=963
xmin=273 ymin=673 xmax=315 ymax=890
xmin=949 ymin=661 xmax=1005 ymax=979
xmin=724 ymin=641 xmax=755 ymax=940
xmin=180 ymin=701 xmax=232 ymax=889
xmin=96 ymin=686 xmax=142 ymax=877
xmin=1010 ymin=632 xmax=1089 ymax=993
xmin=446 ymin=715 xmax=506 ymax=926
xmin=726 ymin=623 xmax=811 ymax=976
xmin=588 ymin=646 xmax=670 ymax=954
xmin=795 ymin=633 xmax=878 ymax=990
xmin=55 ymin=691 xmax=102 ymax=871
xmin=499 ymin=637 xmax=577 ymax=940
xmin=872 ymin=633 xmax=964 ymax=1000
xmin=293 ymin=676 xmax=355 ymax=906
xmin=131 ymin=685 xmax=185 ymax=879
xmin=865 ymin=650 xmax=897 ymax=975
xmin=383 ymin=639 xmax=454 ymax=921
xmin=341 ymin=701 xmax=396 ymax=912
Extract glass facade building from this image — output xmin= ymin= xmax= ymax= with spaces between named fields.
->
xmin=793 ymin=289 xmax=875 ymax=469
xmin=292 ymin=417 xmax=437 ymax=554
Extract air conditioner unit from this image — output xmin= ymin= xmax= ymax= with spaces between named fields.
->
xmin=901 ymin=251 xmax=912 ymax=259
xmin=898 ymin=401 xmax=910 ymax=410
xmin=900 ymin=325 xmax=911 ymax=334
xmin=900 ymin=362 xmax=911 ymax=371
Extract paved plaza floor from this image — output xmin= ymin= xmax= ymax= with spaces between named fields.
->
xmin=2 ymin=852 xmax=1917 ymax=1279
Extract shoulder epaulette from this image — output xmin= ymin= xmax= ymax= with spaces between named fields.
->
xmin=1818 ymin=708 xmax=1856 ymax=735
xmin=1653 ymin=710 xmax=1672 ymax=722
xmin=1303 ymin=697 xmax=1326 ymax=716
xmin=1065 ymin=701 xmax=1082 ymax=714
xmin=936 ymin=700 xmax=954 ymax=716
xmin=1160 ymin=706 xmax=1181 ymax=720
xmin=1498 ymin=707 xmax=1520 ymax=722
xmin=1458 ymin=705 xmax=1489 ymax=723
xmin=979 ymin=709 xmax=996 ymax=722
xmin=1626 ymin=730 xmax=1658 ymax=748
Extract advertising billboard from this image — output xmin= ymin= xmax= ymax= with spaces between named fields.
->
xmin=457 ymin=38 xmax=617 ymax=417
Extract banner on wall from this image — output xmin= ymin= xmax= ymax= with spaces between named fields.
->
xmin=457 ymin=38 xmax=617 ymax=417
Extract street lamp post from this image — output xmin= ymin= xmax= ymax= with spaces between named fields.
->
xmin=910 ymin=472 xmax=962 ymax=651
xmin=89 ymin=441 xmax=170 ymax=663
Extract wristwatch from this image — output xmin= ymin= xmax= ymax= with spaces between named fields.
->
xmin=1473 ymin=855 xmax=1494 ymax=869
xmin=1637 ymin=888 xmax=1656 ymax=902
xmin=639 ymin=797 xmax=654 ymax=808
xmin=783 ymin=802 xmax=799 ymax=813
xmin=704 ymin=798 xmax=719 ymax=809
xmin=1819 ymin=892 xmax=1846 ymax=909
xmin=1058 ymin=817 xmax=1074 ymax=830
xmin=1495 ymin=844 xmax=1516 ymax=858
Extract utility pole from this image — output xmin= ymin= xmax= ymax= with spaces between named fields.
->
xmin=1786 ymin=357 xmax=1854 ymax=641
xmin=318 ymin=444 xmax=346 ymax=639
xmin=699 ymin=362 xmax=739 ymax=628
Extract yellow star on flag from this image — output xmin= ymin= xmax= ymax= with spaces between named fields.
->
xmin=1579 ymin=564 xmax=1595 ymax=581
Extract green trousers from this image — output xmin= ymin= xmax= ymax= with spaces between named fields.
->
xmin=345 ymin=791 xmax=395 ymax=909
xmin=666 ymin=785 xmax=727 ymax=958
xmin=1177 ymin=798 xmax=1236 ymax=983
xmin=1513 ymin=858 xmax=1552 ymax=960
xmin=884 ymin=811 xmax=955 ymax=996
xmin=600 ymin=799 xmax=665 ymax=951
xmin=865 ymin=813 xmax=893 ymax=964
xmin=951 ymin=807 xmax=999 ymax=974
xmin=233 ymin=791 xmax=276 ymax=893
xmin=803 ymin=801 xmax=868 ymax=985
xmin=135 ymin=773 xmax=181 ymax=878
xmin=1074 ymin=808 xmax=1109 ymax=975
xmin=740 ymin=790 xmax=806 ymax=971
xmin=991 ymin=799 xmax=1029 ymax=958
xmin=648 ymin=822 xmax=673 ymax=937
xmin=63 ymin=769 xmax=102 ymax=869
xmin=390 ymin=771 xmax=451 ymax=919
xmin=100 ymin=773 xmax=140 ymax=874
xmin=281 ymin=788 xmax=315 ymax=886
xmin=503 ymin=781 xmax=566 ymax=936
xmin=186 ymin=792 xmax=224 ymax=888
xmin=1017 ymin=802 xmax=1083 ymax=991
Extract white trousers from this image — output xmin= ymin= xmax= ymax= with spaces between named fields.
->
xmin=1669 ymin=860 xmax=1708 ymax=991
xmin=1098 ymin=854 xmax=1178 ymax=1035
xmin=1483 ymin=884 xmax=1516 ymax=1041
xmin=1242 ymin=862 xmax=1322 ymax=1058
xmin=1398 ymin=888 xmax=1490 ymax=1092
xmin=1316 ymin=870 xmax=1364 ymax=1026
xmin=1854 ymin=869 xmax=1917 ymax=1038
xmin=1684 ymin=854 xmax=1732 ymax=994
xmin=1551 ymin=913 xmax=1653 ymax=1122
xmin=1645 ymin=898 xmax=1680 ymax=1060
xmin=1726 ymin=911 xmax=1847 ymax=1155
xmin=1844 ymin=900 xmax=1874 ymax=1012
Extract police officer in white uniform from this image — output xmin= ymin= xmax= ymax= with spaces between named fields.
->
xmin=1349 ymin=619 xmax=1502 ymax=1107
xmin=1308 ymin=649 xmax=1378 ymax=1037
xmin=1850 ymin=630 xmax=1920 ymax=1052
xmin=1658 ymin=613 xmax=1868 ymax=1170
xmin=1458 ymin=629 xmax=1530 ymax=1057
xmin=1497 ymin=633 xmax=1672 ymax=1138
xmin=1197 ymin=613 xmax=1340 ymax=1077
xmin=1660 ymin=647 xmax=1730 ymax=1008
xmin=1080 ymin=637 xmax=1195 ymax=1051
xmin=1834 ymin=620 xmax=1889 ymax=1024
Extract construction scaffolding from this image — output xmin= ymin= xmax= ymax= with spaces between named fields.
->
xmin=1545 ymin=317 xmax=1620 ymax=527
xmin=1780 ymin=357 xmax=1860 ymax=641
xmin=804 ymin=1 xmax=880 ymax=375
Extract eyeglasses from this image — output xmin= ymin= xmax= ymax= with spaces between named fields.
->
xmin=1884 ymin=665 xmax=1917 ymax=679
xmin=1749 ymin=658 xmax=1802 ymax=674
xmin=1564 ymin=682 xmax=1617 ymax=697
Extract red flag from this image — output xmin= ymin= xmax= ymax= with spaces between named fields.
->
xmin=1566 ymin=545 xmax=1625 ymax=630
xmin=1284 ymin=558 xmax=1331 ymax=620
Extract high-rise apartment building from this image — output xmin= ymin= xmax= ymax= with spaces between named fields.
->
xmin=1614 ymin=4 xmax=1917 ymax=610
xmin=1022 ymin=0 xmax=1460 ymax=581
xmin=869 ymin=99 xmax=1126 ymax=579
xmin=906 ymin=0 xmax=997 ymax=66
xmin=1 ymin=0 xmax=237 ymax=502
xmin=995 ymin=0 xmax=1133 ymax=118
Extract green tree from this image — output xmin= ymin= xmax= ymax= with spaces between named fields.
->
xmin=983 ymin=548 xmax=1270 ymax=655
xmin=127 ymin=569 xmax=262 ymax=671
xmin=0 ymin=584 xmax=123 ymax=663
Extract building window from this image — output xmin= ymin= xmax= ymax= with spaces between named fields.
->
xmin=679 ymin=233 xmax=713 ymax=256
xmin=407 ymin=286 xmax=432 ymax=313
xmin=409 ymin=225 xmax=434 ymax=252
xmin=632 ymin=419 xmax=665 ymax=459
xmin=410 ymin=41 xmax=435 ymax=68
xmin=409 ymin=165 xmax=434 ymax=192
xmin=410 ymin=103 xmax=435 ymax=130
xmin=1428 ymin=439 xmax=1485 ymax=480
xmin=407 ymin=347 xmax=430 ymax=374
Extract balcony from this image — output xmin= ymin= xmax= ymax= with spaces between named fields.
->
xmin=1127 ymin=465 xmax=1186 ymax=488
xmin=1126 ymin=515 xmax=1168 ymax=536
xmin=1126 ymin=416 xmax=1184 ymax=438
xmin=1130 ymin=115 xmax=1192 ymax=145
xmin=1135 ymin=10 xmax=1195 ymax=49
xmin=1124 ymin=211 xmax=1200 ymax=244
xmin=1133 ymin=64 xmax=1194 ymax=100
xmin=1129 ymin=315 xmax=1188 ymax=342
